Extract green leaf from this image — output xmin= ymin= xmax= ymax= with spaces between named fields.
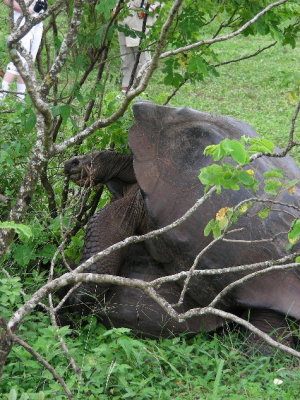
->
xmin=8 ymin=389 xmax=18 ymax=400
xmin=199 ymin=163 xmax=258 ymax=192
xmin=217 ymin=216 xmax=229 ymax=231
xmin=212 ymin=359 xmax=225 ymax=400
xmin=24 ymin=112 xmax=37 ymax=133
xmin=263 ymin=169 xmax=285 ymax=179
xmin=221 ymin=139 xmax=250 ymax=164
xmin=0 ymin=222 xmax=33 ymax=241
xmin=295 ymin=256 xmax=300 ymax=263
xmin=248 ymin=137 xmax=275 ymax=154
xmin=188 ymin=54 xmax=208 ymax=75
xmin=204 ymin=144 xmax=225 ymax=161
xmin=238 ymin=170 xmax=257 ymax=188
xmin=212 ymin=225 xmax=222 ymax=239
xmin=258 ymin=208 xmax=270 ymax=219
xmin=204 ymin=139 xmax=250 ymax=164
xmin=288 ymin=219 xmax=300 ymax=244
xmin=204 ymin=219 xmax=215 ymax=236
xmin=96 ymin=0 xmax=116 ymax=19
xmin=51 ymin=105 xmax=71 ymax=122
xmin=13 ymin=244 xmax=35 ymax=267
xmin=38 ymin=244 xmax=57 ymax=263
xmin=283 ymin=179 xmax=299 ymax=193
xmin=199 ymin=164 xmax=224 ymax=186
xmin=264 ymin=179 xmax=283 ymax=195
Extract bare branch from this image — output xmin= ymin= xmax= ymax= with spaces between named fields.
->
xmin=54 ymin=283 xmax=82 ymax=312
xmin=176 ymin=194 xmax=300 ymax=305
xmin=163 ymin=77 xmax=188 ymax=105
xmin=151 ymin=252 xmax=300 ymax=287
xmin=213 ymin=41 xmax=277 ymax=68
xmin=251 ymin=99 xmax=300 ymax=160
xmin=48 ymin=294 xmax=82 ymax=378
xmin=209 ymin=262 xmax=300 ymax=307
xmin=180 ymin=307 xmax=300 ymax=358
xmin=159 ymin=0 xmax=289 ymax=59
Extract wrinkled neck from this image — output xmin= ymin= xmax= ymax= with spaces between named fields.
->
xmin=109 ymin=153 xmax=136 ymax=184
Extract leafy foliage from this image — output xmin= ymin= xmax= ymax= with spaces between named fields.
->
xmin=0 ymin=222 xmax=33 ymax=241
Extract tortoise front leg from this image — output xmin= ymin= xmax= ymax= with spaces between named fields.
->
xmin=71 ymin=190 xmax=145 ymax=309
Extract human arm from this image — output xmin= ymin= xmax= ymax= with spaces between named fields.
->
xmin=3 ymin=0 xmax=36 ymax=14
xmin=149 ymin=2 xmax=163 ymax=12
xmin=4 ymin=0 xmax=23 ymax=13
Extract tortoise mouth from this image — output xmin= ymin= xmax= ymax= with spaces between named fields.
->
xmin=68 ymin=172 xmax=92 ymax=186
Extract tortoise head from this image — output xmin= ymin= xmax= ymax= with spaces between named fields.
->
xmin=64 ymin=150 xmax=116 ymax=186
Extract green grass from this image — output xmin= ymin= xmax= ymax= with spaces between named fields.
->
xmin=2 ymin=321 xmax=300 ymax=400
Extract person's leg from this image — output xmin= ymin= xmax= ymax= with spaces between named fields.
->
xmin=118 ymin=32 xmax=136 ymax=92
xmin=17 ymin=75 xmax=26 ymax=101
xmin=15 ymin=28 xmax=36 ymax=101
xmin=0 ymin=67 xmax=18 ymax=100
xmin=136 ymin=50 xmax=151 ymax=81
xmin=0 ymin=27 xmax=33 ymax=101
xmin=29 ymin=23 xmax=43 ymax=61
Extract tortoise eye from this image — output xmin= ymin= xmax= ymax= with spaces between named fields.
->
xmin=70 ymin=158 xmax=80 ymax=168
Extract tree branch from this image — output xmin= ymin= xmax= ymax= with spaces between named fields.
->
xmin=159 ymin=0 xmax=289 ymax=59
xmin=213 ymin=41 xmax=277 ymax=67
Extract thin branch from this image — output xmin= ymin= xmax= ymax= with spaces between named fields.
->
xmin=7 ymin=0 xmax=65 ymax=44
xmin=7 ymin=253 xmax=300 ymax=331
xmin=163 ymin=77 xmax=188 ymax=105
xmin=181 ymin=307 xmax=300 ymax=358
xmin=176 ymin=195 xmax=300 ymax=305
xmin=159 ymin=0 xmax=289 ymax=59
xmin=150 ymin=252 xmax=300 ymax=287
xmin=12 ymin=334 xmax=74 ymax=399
xmin=177 ymin=233 xmax=226 ymax=305
xmin=213 ymin=41 xmax=277 ymax=67
xmin=54 ymin=283 xmax=82 ymax=312
xmin=209 ymin=262 xmax=300 ymax=307
xmin=40 ymin=163 xmax=58 ymax=219
xmin=0 ymin=316 xmax=73 ymax=399
xmin=251 ymin=99 xmax=300 ymax=160
xmin=212 ymin=7 xmax=238 ymax=38
xmin=48 ymin=294 xmax=82 ymax=378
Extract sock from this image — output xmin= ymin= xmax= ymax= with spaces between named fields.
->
xmin=17 ymin=83 xmax=26 ymax=100
xmin=0 ymin=80 xmax=10 ymax=100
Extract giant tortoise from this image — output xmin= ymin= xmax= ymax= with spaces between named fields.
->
xmin=64 ymin=101 xmax=300 ymax=341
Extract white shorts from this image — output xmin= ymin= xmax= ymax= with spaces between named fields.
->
xmin=6 ymin=21 xmax=43 ymax=76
